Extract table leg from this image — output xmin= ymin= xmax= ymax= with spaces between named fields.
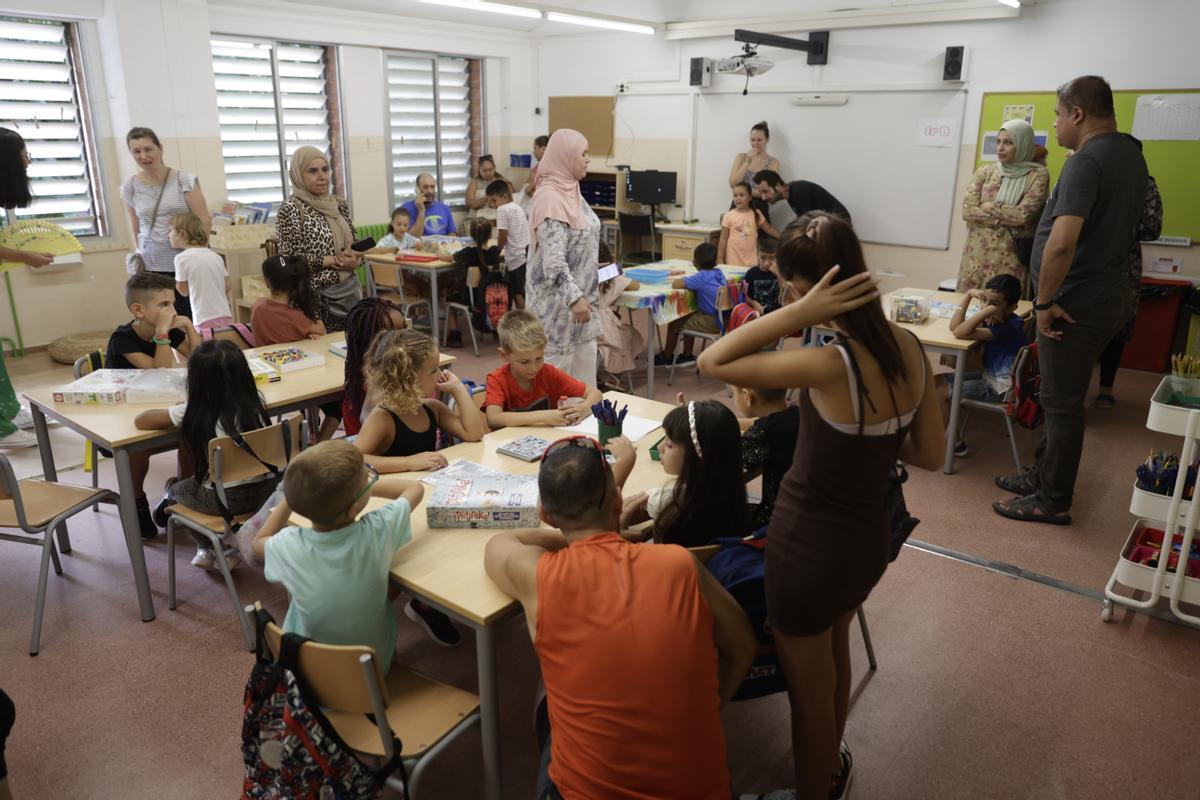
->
xmin=114 ymin=447 xmax=156 ymax=621
xmin=476 ymin=623 xmax=503 ymax=800
xmin=430 ymin=270 xmax=441 ymax=343
xmin=944 ymin=353 xmax=965 ymax=474
xmin=31 ymin=405 xmax=70 ymax=553
xmin=645 ymin=310 xmax=656 ymax=399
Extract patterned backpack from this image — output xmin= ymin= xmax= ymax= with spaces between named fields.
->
xmin=483 ymin=272 xmax=511 ymax=332
xmin=241 ymin=608 xmax=407 ymax=800
xmin=1005 ymin=342 xmax=1043 ymax=430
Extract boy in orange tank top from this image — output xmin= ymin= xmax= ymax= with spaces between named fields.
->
xmin=485 ymin=435 xmax=755 ymax=800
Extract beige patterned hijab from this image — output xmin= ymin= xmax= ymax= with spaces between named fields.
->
xmin=288 ymin=146 xmax=352 ymax=252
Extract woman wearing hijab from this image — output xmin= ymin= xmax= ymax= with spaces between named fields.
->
xmin=274 ymin=147 xmax=361 ymax=331
xmin=956 ymin=119 xmax=1049 ymax=293
xmin=526 ymin=129 xmax=602 ymax=383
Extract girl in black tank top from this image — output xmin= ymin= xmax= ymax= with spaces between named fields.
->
xmin=351 ymin=329 xmax=488 ymax=474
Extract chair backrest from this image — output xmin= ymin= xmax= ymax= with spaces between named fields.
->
xmin=370 ymin=262 xmax=403 ymax=290
xmin=209 ymin=325 xmax=255 ymax=350
xmin=210 ymin=415 xmax=304 ymax=487
xmin=715 ymin=283 xmax=734 ymax=312
xmin=73 ymin=350 xmax=103 ymax=380
xmin=688 ymin=544 xmax=721 ymax=565
xmin=617 ymin=212 xmax=654 ymax=237
xmin=262 ymin=616 xmax=390 ymax=713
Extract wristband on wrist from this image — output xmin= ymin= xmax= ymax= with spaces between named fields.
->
xmin=152 ymin=336 xmax=171 ymax=345
xmin=1034 ymin=300 xmax=1054 ymax=312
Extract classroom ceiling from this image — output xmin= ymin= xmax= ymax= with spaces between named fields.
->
xmin=298 ymin=0 xmax=1032 ymax=35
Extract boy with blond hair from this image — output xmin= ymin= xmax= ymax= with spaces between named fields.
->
xmin=485 ymin=309 xmax=602 ymax=428
xmin=253 ymin=440 xmax=424 ymax=671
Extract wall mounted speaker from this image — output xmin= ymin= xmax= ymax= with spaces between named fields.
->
xmin=943 ymin=46 xmax=965 ymax=81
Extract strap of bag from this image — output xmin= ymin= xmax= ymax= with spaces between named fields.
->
xmin=212 ymin=423 xmax=292 ymax=529
xmin=145 ymin=168 xmax=171 ymax=246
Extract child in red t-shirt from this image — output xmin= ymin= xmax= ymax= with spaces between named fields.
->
xmin=485 ymin=310 xmax=602 ymax=428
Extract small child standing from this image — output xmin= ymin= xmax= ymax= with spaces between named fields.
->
xmin=449 ymin=217 xmax=499 ymax=347
xmin=735 ymin=386 xmax=800 ymax=531
xmin=718 ymin=182 xmax=766 ymax=268
xmin=484 ymin=309 xmax=602 ymax=428
xmin=656 ymin=243 xmax=727 ymax=367
xmin=621 ymin=399 xmax=747 ymax=547
xmin=948 ymin=273 xmax=1026 ymax=455
xmin=134 ymin=340 xmax=279 ymax=568
xmin=251 ymin=255 xmax=327 ymax=344
xmin=252 ymin=440 xmax=425 ymax=672
xmin=169 ymin=212 xmax=232 ymax=330
xmin=372 ymin=206 xmax=421 ymax=252
xmin=596 ymin=241 xmax=645 ymax=390
xmin=486 ymin=179 xmax=530 ymax=309
xmin=742 ymin=236 xmax=781 ymax=315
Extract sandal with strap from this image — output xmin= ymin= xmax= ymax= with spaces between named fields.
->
xmin=994 ymin=472 xmax=1037 ymax=495
xmin=992 ymin=494 xmax=1071 ymax=526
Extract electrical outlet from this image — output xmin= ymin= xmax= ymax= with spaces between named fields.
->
xmin=617 ymin=83 xmax=628 ymax=94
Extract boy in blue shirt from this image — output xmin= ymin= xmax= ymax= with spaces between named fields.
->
xmin=948 ymin=273 xmax=1027 ymax=454
xmin=656 ymin=242 xmax=727 ymax=366
xmin=253 ymin=440 xmax=425 ymax=671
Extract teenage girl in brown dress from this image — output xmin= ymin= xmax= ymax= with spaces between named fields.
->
xmin=699 ymin=213 xmax=944 ymax=800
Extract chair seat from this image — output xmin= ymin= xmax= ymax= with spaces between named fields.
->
xmin=167 ymin=503 xmax=252 ymax=533
xmin=324 ymin=667 xmax=479 ymax=759
xmin=0 ymin=480 xmax=107 ymax=528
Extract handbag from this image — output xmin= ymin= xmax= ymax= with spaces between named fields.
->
xmin=1009 ymin=228 xmax=1035 ymax=267
xmin=321 ymin=274 xmax=363 ymax=324
xmin=125 ymin=168 xmax=172 ymax=275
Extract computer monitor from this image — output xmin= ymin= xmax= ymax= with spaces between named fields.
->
xmin=626 ymin=170 xmax=677 ymax=206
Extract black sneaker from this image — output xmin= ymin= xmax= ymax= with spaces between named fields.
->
xmin=954 ymin=440 xmax=969 ymax=458
xmin=653 ymin=353 xmax=673 ymax=367
xmin=829 ymin=739 xmax=853 ymax=800
xmin=135 ymin=496 xmax=159 ymax=540
xmin=405 ymin=599 xmax=461 ymax=647
xmin=673 ymin=353 xmax=696 ymax=365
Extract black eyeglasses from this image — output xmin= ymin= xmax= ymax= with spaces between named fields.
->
xmin=542 ymin=435 xmax=611 ymax=510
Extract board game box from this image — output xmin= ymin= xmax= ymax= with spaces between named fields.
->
xmin=426 ymin=461 xmax=540 ymax=529
xmin=257 ymin=347 xmax=325 ymax=373
xmin=497 ymin=435 xmax=551 ymax=462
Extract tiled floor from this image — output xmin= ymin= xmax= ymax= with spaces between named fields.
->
xmin=2 ymin=341 xmax=1199 ymax=799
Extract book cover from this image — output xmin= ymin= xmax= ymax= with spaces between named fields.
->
xmin=328 ymin=341 xmax=348 ymax=359
xmin=257 ymin=347 xmax=325 ymax=373
xmin=246 ymin=357 xmax=281 ymax=384
xmin=497 ymin=435 xmax=551 ymax=462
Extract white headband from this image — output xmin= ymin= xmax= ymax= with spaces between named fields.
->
xmin=687 ymin=401 xmax=703 ymax=461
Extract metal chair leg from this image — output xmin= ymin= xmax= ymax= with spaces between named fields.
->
xmin=213 ymin=537 xmax=254 ymax=651
xmin=91 ymin=446 xmax=101 ymax=512
xmin=857 ymin=607 xmax=877 ymax=671
xmin=1003 ymin=412 xmax=1022 ymax=474
xmin=167 ymin=519 xmax=177 ymax=610
xmin=29 ymin=526 xmax=59 ymax=655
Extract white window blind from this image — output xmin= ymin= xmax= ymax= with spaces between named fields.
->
xmin=211 ymin=38 xmax=334 ymax=205
xmin=386 ymin=54 xmax=478 ymax=208
xmin=0 ymin=17 xmax=103 ymax=236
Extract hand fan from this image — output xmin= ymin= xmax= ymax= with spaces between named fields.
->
xmin=0 ymin=220 xmax=84 ymax=268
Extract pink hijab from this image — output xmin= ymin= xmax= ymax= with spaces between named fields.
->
xmin=528 ymin=129 xmax=590 ymax=240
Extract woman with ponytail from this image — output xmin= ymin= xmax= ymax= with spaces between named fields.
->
xmin=699 ymin=213 xmax=944 ymax=800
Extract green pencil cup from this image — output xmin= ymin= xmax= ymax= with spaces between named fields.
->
xmin=597 ymin=421 xmax=623 ymax=446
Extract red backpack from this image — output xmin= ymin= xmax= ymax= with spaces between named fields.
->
xmin=1005 ymin=342 xmax=1043 ymax=430
xmin=484 ymin=274 xmax=510 ymax=332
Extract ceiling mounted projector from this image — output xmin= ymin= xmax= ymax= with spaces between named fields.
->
xmin=716 ymin=54 xmax=775 ymax=77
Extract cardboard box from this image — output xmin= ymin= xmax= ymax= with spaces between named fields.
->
xmin=426 ymin=467 xmax=540 ymax=529
xmin=52 ymin=369 xmax=142 ymax=404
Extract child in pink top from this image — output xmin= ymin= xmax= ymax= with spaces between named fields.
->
xmin=719 ymin=182 xmax=766 ymax=267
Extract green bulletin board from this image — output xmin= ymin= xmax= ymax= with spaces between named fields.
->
xmin=976 ymin=90 xmax=1200 ymax=241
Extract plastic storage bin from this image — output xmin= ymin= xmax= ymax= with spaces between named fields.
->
xmin=1121 ymin=277 xmax=1191 ymax=372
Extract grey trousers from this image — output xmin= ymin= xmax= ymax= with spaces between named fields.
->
xmin=1031 ymin=291 xmax=1130 ymax=510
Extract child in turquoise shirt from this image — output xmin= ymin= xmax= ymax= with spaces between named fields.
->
xmin=253 ymin=439 xmax=424 ymax=671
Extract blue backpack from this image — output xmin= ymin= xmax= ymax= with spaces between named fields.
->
xmin=705 ymin=528 xmax=788 ymax=701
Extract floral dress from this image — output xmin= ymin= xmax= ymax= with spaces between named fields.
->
xmin=526 ymin=199 xmax=602 ymax=365
xmin=274 ymin=197 xmax=359 ymax=331
xmin=956 ymin=163 xmax=1050 ymax=293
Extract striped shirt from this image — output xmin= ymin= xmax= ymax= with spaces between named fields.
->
xmin=120 ymin=171 xmax=197 ymax=274
xmin=495 ymin=200 xmax=528 ymax=270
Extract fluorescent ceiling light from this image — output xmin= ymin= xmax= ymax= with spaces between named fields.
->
xmin=419 ymin=0 xmax=543 ymax=20
xmin=997 ymin=0 xmax=1021 ymax=8
xmin=545 ymin=12 xmax=656 ymax=35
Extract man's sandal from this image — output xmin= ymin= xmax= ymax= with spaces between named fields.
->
xmin=992 ymin=494 xmax=1071 ymax=526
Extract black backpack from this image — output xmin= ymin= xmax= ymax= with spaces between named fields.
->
xmin=241 ymin=608 xmax=408 ymax=799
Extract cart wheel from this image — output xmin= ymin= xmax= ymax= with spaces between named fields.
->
xmin=1101 ymin=599 xmax=1114 ymax=623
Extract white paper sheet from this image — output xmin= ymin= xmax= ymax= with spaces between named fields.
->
xmin=559 ymin=414 xmax=664 ymax=443
xmin=1132 ymin=94 xmax=1200 ymax=141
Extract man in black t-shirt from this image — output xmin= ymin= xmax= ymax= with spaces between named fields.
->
xmin=753 ymin=169 xmax=851 ymax=238
xmin=993 ymin=75 xmax=1148 ymax=526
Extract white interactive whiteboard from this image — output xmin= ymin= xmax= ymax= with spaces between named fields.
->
xmin=692 ymin=89 xmax=967 ymax=249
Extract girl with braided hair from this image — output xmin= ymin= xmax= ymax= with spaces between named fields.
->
xmin=340 ymin=297 xmax=407 ymax=435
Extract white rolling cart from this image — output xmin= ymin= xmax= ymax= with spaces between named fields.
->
xmin=1103 ymin=376 xmax=1200 ymax=625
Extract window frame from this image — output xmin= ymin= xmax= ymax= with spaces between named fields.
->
xmin=382 ymin=49 xmax=485 ymax=213
xmin=0 ymin=14 xmax=108 ymax=237
xmin=209 ymin=34 xmax=349 ymax=207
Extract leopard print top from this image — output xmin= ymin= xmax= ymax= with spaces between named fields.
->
xmin=274 ymin=197 xmax=358 ymax=330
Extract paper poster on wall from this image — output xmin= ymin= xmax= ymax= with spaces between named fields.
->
xmin=980 ymin=130 xmax=1049 ymax=161
xmin=916 ymin=117 xmax=957 ymax=147
xmin=1131 ymin=93 xmax=1200 ymax=141
xmin=1002 ymin=104 xmax=1035 ymax=124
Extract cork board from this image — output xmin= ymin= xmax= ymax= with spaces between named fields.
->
xmin=548 ymin=96 xmax=615 ymax=156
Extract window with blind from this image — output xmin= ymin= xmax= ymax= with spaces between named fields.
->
xmin=0 ymin=16 xmax=104 ymax=236
xmin=210 ymin=38 xmax=343 ymax=206
xmin=386 ymin=53 xmax=482 ymax=208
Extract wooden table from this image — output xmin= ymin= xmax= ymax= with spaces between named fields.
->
xmin=817 ymin=288 xmax=1032 ymax=475
xmin=616 ymin=260 xmax=748 ymax=398
xmin=291 ymin=391 xmax=674 ymax=800
xmin=364 ymin=253 xmax=464 ymax=343
xmin=22 ymin=332 xmax=456 ymax=623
